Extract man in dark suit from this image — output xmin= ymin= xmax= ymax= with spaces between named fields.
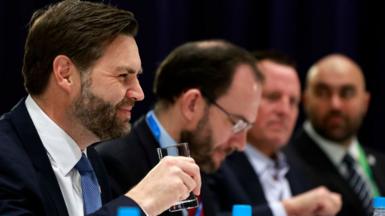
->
xmin=211 ymin=51 xmax=341 ymax=216
xmin=0 ymin=1 xmax=201 ymax=215
xmin=292 ymin=54 xmax=385 ymax=216
xmin=96 ymin=40 xmax=264 ymax=215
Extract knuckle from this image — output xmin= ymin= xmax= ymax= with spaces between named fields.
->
xmin=193 ymin=163 xmax=200 ymax=172
xmin=175 ymin=184 xmax=188 ymax=200
xmin=169 ymin=166 xmax=181 ymax=177
xmin=163 ymin=156 xmax=175 ymax=165
xmin=316 ymin=186 xmax=328 ymax=195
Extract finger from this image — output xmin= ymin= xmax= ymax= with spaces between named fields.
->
xmin=166 ymin=155 xmax=195 ymax=162
xmin=330 ymin=193 xmax=342 ymax=212
xmin=176 ymin=167 xmax=197 ymax=194
xmin=171 ymin=157 xmax=201 ymax=195
xmin=315 ymin=194 xmax=341 ymax=216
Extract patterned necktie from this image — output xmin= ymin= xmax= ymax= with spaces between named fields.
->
xmin=342 ymin=153 xmax=372 ymax=215
xmin=75 ymin=153 xmax=102 ymax=214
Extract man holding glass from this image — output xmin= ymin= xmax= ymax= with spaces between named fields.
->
xmin=0 ymin=1 xmax=200 ymax=215
xmin=95 ymin=40 xmax=263 ymax=215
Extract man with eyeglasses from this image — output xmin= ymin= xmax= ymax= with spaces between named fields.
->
xmin=211 ymin=51 xmax=342 ymax=216
xmin=95 ymin=40 xmax=263 ymax=215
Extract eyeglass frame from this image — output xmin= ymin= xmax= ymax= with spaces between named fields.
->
xmin=202 ymin=94 xmax=253 ymax=134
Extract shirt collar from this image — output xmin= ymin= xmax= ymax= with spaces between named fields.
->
xmin=304 ymin=121 xmax=360 ymax=165
xmin=25 ymin=95 xmax=82 ymax=176
xmin=145 ymin=110 xmax=177 ymax=148
xmin=244 ymin=144 xmax=289 ymax=178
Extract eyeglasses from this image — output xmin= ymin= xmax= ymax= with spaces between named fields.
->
xmin=204 ymin=96 xmax=253 ymax=134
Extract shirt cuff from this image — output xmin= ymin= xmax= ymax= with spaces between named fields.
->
xmin=268 ymin=201 xmax=288 ymax=216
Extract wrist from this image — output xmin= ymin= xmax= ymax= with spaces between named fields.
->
xmin=126 ymin=188 xmax=155 ymax=216
xmin=282 ymin=199 xmax=298 ymax=216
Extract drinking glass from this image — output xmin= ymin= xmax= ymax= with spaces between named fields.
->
xmin=157 ymin=142 xmax=199 ymax=212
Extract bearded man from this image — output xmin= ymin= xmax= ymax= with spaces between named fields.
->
xmin=95 ymin=40 xmax=263 ymax=216
xmin=292 ymin=54 xmax=385 ymax=216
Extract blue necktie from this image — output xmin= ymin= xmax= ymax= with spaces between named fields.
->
xmin=75 ymin=153 xmax=102 ymax=214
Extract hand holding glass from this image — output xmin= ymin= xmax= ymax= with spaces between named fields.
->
xmin=157 ymin=143 xmax=199 ymax=212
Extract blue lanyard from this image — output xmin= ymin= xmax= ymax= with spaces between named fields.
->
xmin=145 ymin=111 xmax=161 ymax=142
xmin=194 ymin=202 xmax=203 ymax=216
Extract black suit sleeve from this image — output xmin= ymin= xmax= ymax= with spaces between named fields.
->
xmin=89 ymin=196 xmax=145 ymax=216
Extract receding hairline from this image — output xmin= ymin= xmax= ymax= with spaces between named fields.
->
xmin=305 ymin=54 xmax=366 ymax=90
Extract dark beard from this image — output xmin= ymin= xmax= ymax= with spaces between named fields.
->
xmin=180 ymin=107 xmax=216 ymax=173
xmin=72 ymin=79 xmax=133 ymax=140
xmin=312 ymin=110 xmax=362 ymax=144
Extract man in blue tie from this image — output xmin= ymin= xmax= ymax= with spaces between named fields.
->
xmin=0 ymin=1 xmax=201 ymax=215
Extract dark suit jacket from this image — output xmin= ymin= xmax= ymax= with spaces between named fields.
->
xmin=95 ymin=116 xmax=220 ymax=216
xmin=210 ymin=147 xmax=315 ymax=216
xmin=292 ymin=129 xmax=385 ymax=216
xmin=0 ymin=99 xmax=142 ymax=216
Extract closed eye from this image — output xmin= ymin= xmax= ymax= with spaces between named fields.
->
xmin=117 ymin=68 xmax=142 ymax=82
xmin=118 ymin=73 xmax=129 ymax=81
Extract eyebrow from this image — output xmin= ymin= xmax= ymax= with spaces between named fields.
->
xmin=116 ymin=66 xmax=143 ymax=75
xmin=313 ymin=82 xmax=330 ymax=89
xmin=314 ymin=82 xmax=355 ymax=90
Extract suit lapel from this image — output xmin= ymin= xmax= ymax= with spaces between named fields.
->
xmin=283 ymin=146 xmax=313 ymax=195
xmin=294 ymin=131 xmax=342 ymax=174
xmin=294 ymin=131 xmax=350 ymax=188
xmin=135 ymin=117 xmax=162 ymax=168
xmin=293 ymin=129 xmax=366 ymax=215
xmin=227 ymin=152 xmax=268 ymax=204
xmin=9 ymin=100 xmax=69 ymax=216
xmin=285 ymin=165 xmax=311 ymax=195
xmin=364 ymin=148 xmax=385 ymax=195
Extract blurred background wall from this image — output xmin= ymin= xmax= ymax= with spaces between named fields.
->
xmin=1 ymin=0 xmax=384 ymax=152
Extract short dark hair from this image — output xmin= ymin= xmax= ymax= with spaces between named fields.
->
xmin=154 ymin=40 xmax=263 ymax=105
xmin=252 ymin=50 xmax=297 ymax=69
xmin=23 ymin=0 xmax=138 ymax=95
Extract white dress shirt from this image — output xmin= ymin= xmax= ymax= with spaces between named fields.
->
xmin=25 ymin=96 xmax=84 ymax=216
xmin=244 ymin=144 xmax=291 ymax=216
xmin=304 ymin=121 xmax=374 ymax=196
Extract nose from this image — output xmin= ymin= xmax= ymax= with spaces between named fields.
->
xmin=230 ymin=131 xmax=247 ymax=151
xmin=127 ymin=78 xmax=145 ymax=101
xmin=330 ymin=94 xmax=342 ymax=109
xmin=275 ymin=97 xmax=291 ymax=116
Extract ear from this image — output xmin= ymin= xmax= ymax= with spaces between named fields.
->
xmin=179 ymin=89 xmax=206 ymax=122
xmin=52 ymin=55 xmax=78 ymax=93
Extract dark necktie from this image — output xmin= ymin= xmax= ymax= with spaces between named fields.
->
xmin=75 ymin=153 xmax=102 ymax=214
xmin=343 ymin=153 xmax=372 ymax=215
